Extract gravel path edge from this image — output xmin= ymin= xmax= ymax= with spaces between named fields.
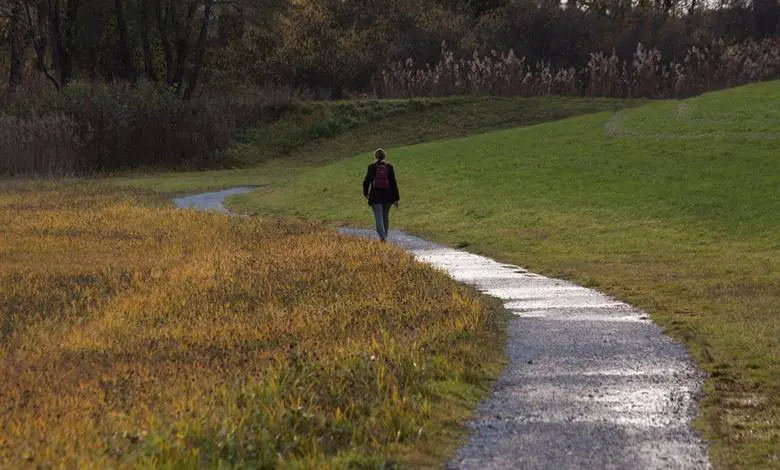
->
xmin=173 ymin=188 xmax=712 ymax=470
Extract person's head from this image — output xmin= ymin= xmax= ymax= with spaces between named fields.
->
xmin=374 ymin=148 xmax=386 ymax=162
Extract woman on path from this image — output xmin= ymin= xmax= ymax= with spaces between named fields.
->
xmin=363 ymin=148 xmax=400 ymax=242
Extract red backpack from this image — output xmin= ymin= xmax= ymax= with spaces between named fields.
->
xmin=374 ymin=162 xmax=390 ymax=189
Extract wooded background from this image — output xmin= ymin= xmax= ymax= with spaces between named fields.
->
xmin=1 ymin=0 xmax=778 ymax=174
xmin=1 ymin=0 xmax=778 ymax=98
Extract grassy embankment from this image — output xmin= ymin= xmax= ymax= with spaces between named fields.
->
xmin=228 ymin=82 xmax=780 ymax=469
xmin=0 ymin=183 xmax=506 ymax=468
xmin=117 ymin=95 xmax=634 ymax=193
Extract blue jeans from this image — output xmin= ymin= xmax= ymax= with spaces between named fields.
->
xmin=371 ymin=204 xmax=392 ymax=240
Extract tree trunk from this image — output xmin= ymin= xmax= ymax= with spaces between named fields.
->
xmin=60 ymin=0 xmax=81 ymax=87
xmin=183 ymin=0 xmax=214 ymax=99
xmin=28 ymin=0 xmax=80 ymax=90
xmin=173 ymin=37 xmax=188 ymax=91
xmin=140 ymin=0 xmax=157 ymax=80
xmin=9 ymin=0 xmax=26 ymax=88
xmin=114 ymin=0 xmax=138 ymax=81
xmin=48 ymin=0 xmax=64 ymax=87
xmin=156 ymin=0 xmax=176 ymax=84
xmin=172 ymin=1 xmax=198 ymax=92
xmin=31 ymin=0 xmax=60 ymax=89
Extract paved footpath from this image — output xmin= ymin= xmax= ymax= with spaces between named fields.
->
xmin=174 ymin=188 xmax=711 ymax=470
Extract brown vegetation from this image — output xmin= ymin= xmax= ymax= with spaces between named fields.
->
xmin=0 ymin=81 xmax=298 ymax=175
xmin=1 ymin=0 xmax=779 ymax=99
xmin=380 ymin=39 xmax=780 ymax=98
xmin=0 ymin=182 xmax=505 ymax=468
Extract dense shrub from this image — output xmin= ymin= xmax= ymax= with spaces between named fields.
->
xmin=0 ymin=82 xmax=296 ymax=176
xmin=0 ymin=114 xmax=83 ymax=176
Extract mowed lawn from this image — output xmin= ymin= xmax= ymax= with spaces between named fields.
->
xmin=231 ymin=81 xmax=780 ymax=469
xmin=0 ymin=183 xmax=505 ymax=468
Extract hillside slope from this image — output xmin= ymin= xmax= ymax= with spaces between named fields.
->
xmin=115 ymin=96 xmax=634 ymax=193
xmin=231 ymin=81 xmax=780 ymax=469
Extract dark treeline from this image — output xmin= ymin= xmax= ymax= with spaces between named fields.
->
xmin=0 ymin=0 xmax=778 ymax=175
xmin=0 ymin=0 xmax=778 ymax=98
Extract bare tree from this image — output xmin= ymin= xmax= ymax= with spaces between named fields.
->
xmin=139 ymin=0 xmax=157 ymax=80
xmin=183 ymin=0 xmax=214 ymax=98
xmin=153 ymin=0 xmax=222 ymax=97
xmin=6 ymin=0 xmax=28 ymax=87
xmin=114 ymin=0 xmax=137 ymax=81
xmin=154 ymin=0 xmax=197 ymax=92
xmin=24 ymin=0 xmax=82 ymax=89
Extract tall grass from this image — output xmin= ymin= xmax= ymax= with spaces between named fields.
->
xmin=381 ymin=39 xmax=780 ymax=99
xmin=0 ymin=82 xmax=299 ymax=176
xmin=0 ymin=182 xmax=504 ymax=468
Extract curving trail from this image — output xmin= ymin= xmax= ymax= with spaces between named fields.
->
xmin=173 ymin=188 xmax=711 ymax=470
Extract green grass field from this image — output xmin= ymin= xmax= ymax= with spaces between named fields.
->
xmin=224 ymin=82 xmax=780 ymax=469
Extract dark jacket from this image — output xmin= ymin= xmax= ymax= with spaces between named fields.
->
xmin=363 ymin=161 xmax=399 ymax=205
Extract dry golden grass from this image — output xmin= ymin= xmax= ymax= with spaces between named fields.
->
xmin=0 ymin=182 xmax=505 ymax=468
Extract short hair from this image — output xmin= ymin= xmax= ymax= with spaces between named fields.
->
xmin=374 ymin=148 xmax=386 ymax=161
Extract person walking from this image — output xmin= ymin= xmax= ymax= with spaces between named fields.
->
xmin=363 ymin=148 xmax=399 ymax=242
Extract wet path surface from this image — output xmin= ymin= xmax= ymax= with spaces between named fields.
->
xmin=172 ymin=187 xmax=256 ymax=214
xmin=174 ymin=188 xmax=711 ymax=470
